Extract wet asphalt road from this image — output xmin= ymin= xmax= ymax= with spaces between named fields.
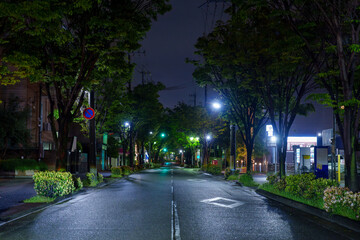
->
xmin=0 ymin=179 xmax=36 ymax=213
xmin=0 ymin=166 xmax=356 ymax=240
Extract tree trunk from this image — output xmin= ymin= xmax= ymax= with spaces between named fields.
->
xmin=246 ymin=145 xmax=252 ymax=173
xmin=56 ymin=120 xmax=69 ymax=171
xmin=129 ymin=124 xmax=134 ymax=167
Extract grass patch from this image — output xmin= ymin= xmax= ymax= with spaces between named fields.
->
xmin=227 ymin=175 xmax=239 ymax=180
xmin=331 ymin=206 xmax=359 ymax=221
xmin=259 ymin=183 xmax=324 ymax=209
xmin=23 ymin=195 xmax=56 ymax=203
xmin=111 ymin=174 xmax=123 ymax=178
xmin=239 ymin=173 xmax=259 ymax=187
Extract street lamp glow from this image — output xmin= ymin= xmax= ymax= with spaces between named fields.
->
xmin=317 ymin=133 xmax=321 ymax=137
xmin=206 ymin=135 xmax=211 ymax=140
xmin=124 ymin=122 xmax=129 ymax=127
xmin=270 ymin=136 xmax=277 ymax=143
xmin=161 ymin=133 xmax=166 ymax=138
xmin=163 ymin=148 xmax=167 ymax=152
xmin=180 ymin=150 xmax=183 ymax=153
xmin=150 ymin=131 xmax=153 ymax=135
xmin=212 ymin=102 xmax=221 ymax=109
xmin=195 ymin=137 xmax=199 ymax=141
xmin=190 ymin=137 xmax=194 ymax=141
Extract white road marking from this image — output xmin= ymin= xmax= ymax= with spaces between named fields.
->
xmin=187 ymin=179 xmax=206 ymax=182
xmin=203 ymin=173 xmax=212 ymax=176
xmin=200 ymin=197 xmax=244 ymax=208
xmin=171 ymin=200 xmax=174 ymax=240
xmin=174 ymin=201 xmax=181 ymax=240
xmin=171 ymin=186 xmax=173 ymax=193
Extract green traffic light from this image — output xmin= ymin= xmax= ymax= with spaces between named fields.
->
xmin=161 ymin=133 xmax=166 ymax=138
xmin=163 ymin=148 xmax=167 ymax=152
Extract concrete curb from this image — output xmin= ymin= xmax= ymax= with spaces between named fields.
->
xmin=0 ymin=176 xmax=122 ymax=227
xmin=256 ymin=188 xmax=360 ymax=234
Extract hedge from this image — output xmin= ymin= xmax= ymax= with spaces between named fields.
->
xmin=0 ymin=158 xmax=48 ymax=171
xmin=33 ymin=171 xmax=75 ymax=198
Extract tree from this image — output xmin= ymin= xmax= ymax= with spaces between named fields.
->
xmin=1 ymin=0 xmax=171 ymax=170
xmin=166 ymin=103 xmax=225 ymax=167
xmin=222 ymin=1 xmax=316 ymax=178
xmin=192 ymin=20 xmax=268 ymax=173
xmin=271 ymin=0 xmax=360 ymax=190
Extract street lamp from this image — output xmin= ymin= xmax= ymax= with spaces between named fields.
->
xmin=211 ymin=102 xmax=236 ymax=172
xmin=120 ymin=122 xmax=130 ymax=165
xmin=148 ymin=131 xmax=153 ymax=163
xmin=212 ymin=102 xmax=221 ymax=110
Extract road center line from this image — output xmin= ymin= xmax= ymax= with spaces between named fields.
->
xmin=174 ymin=201 xmax=181 ymax=240
xmin=171 ymin=200 xmax=174 ymax=240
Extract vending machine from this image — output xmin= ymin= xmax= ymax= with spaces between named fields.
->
xmin=314 ymin=147 xmax=329 ymax=179
xmin=294 ymin=146 xmax=329 ymax=178
xmin=294 ymin=147 xmax=312 ymax=174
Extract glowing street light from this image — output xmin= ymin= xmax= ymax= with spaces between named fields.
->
xmin=124 ymin=122 xmax=130 ymax=127
xmin=161 ymin=133 xmax=166 ymax=138
xmin=190 ymin=137 xmax=194 ymax=141
xmin=206 ymin=135 xmax=211 ymax=140
xmin=212 ymin=102 xmax=221 ymax=110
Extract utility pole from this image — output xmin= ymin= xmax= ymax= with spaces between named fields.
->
xmin=38 ymin=84 xmax=43 ymax=161
xmin=230 ymin=123 xmax=236 ymax=172
xmin=89 ymin=90 xmax=97 ymax=174
xmin=204 ymin=85 xmax=208 ymax=107
xmin=189 ymin=90 xmax=197 ymax=107
xmin=332 ymin=111 xmax=336 ymax=180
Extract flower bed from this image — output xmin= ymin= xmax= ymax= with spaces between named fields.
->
xmin=261 ymin=173 xmax=359 ymax=221
xmin=324 ymin=186 xmax=360 ymax=220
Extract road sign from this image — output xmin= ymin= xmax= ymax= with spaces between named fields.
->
xmin=83 ymin=107 xmax=95 ymax=120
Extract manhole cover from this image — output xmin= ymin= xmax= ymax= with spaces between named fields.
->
xmin=200 ymin=197 xmax=244 ymax=208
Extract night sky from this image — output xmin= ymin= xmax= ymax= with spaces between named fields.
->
xmin=134 ymin=0 xmax=333 ymax=136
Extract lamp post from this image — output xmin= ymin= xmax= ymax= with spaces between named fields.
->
xmin=149 ymin=131 xmax=153 ymax=163
xmin=120 ymin=122 xmax=130 ymax=166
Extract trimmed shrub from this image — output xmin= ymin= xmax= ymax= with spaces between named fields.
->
xmin=284 ymin=173 xmax=337 ymax=199
xmin=201 ymin=164 xmax=208 ymax=172
xmin=274 ymin=178 xmax=286 ymax=191
xmin=303 ymin=178 xmax=338 ymax=199
xmin=224 ymin=167 xmax=231 ymax=179
xmin=85 ymin=172 xmax=98 ymax=186
xmin=227 ymin=174 xmax=238 ymax=180
xmin=111 ymin=166 xmax=122 ymax=176
xmin=134 ymin=165 xmax=144 ymax=172
xmin=121 ymin=166 xmax=132 ymax=175
xmin=98 ymin=173 xmax=104 ymax=183
xmin=33 ymin=171 xmax=75 ymax=198
xmin=1 ymin=158 xmax=48 ymax=171
xmin=152 ymin=163 xmax=162 ymax=168
xmin=239 ymin=173 xmax=259 ymax=187
xmin=206 ymin=164 xmax=222 ymax=175
xmin=266 ymin=174 xmax=278 ymax=185
xmin=72 ymin=175 xmax=83 ymax=190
